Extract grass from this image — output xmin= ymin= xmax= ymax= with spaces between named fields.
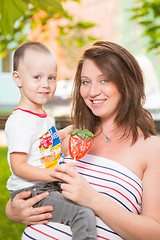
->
xmin=0 ymin=147 xmax=25 ymax=240
xmin=0 ymin=109 xmax=13 ymax=115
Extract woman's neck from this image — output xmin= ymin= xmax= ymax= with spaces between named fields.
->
xmin=98 ymin=117 xmax=117 ymax=135
xmin=94 ymin=117 xmax=127 ymax=144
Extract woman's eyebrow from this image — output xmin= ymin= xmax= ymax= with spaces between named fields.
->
xmin=81 ymin=76 xmax=88 ymax=78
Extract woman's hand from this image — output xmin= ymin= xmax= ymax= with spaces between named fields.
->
xmin=5 ymin=191 xmax=53 ymax=225
xmin=51 ymin=164 xmax=97 ymax=207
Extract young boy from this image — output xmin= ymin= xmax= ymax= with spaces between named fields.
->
xmin=5 ymin=42 xmax=97 ymax=240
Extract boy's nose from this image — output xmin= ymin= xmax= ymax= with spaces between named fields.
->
xmin=42 ymin=79 xmax=49 ymax=88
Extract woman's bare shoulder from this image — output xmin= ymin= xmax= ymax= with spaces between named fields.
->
xmin=143 ymin=135 xmax=160 ymax=165
xmin=135 ymin=133 xmax=160 ymax=150
xmin=144 ymin=134 xmax=160 ymax=146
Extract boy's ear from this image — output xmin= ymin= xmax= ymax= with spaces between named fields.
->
xmin=13 ymin=71 xmax=22 ymax=88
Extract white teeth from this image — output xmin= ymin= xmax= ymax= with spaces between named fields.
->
xmin=93 ymin=100 xmax=104 ymax=104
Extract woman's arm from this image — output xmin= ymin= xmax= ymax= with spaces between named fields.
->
xmin=52 ymin=158 xmax=160 ymax=240
xmin=5 ymin=191 xmax=53 ymax=225
xmin=57 ymin=124 xmax=73 ymax=156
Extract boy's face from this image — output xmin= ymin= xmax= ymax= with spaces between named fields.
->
xmin=13 ymin=49 xmax=57 ymax=111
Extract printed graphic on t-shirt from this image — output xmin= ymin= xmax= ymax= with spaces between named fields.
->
xmin=39 ymin=126 xmax=64 ymax=168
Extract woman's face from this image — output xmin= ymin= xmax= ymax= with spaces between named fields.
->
xmin=80 ymin=59 xmax=121 ymax=120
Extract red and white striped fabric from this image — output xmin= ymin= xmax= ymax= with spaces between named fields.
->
xmin=22 ymin=154 xmax=142 ymax=240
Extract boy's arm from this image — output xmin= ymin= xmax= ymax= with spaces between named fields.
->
xmin=10 ymin=152 xmax=61 ymax=182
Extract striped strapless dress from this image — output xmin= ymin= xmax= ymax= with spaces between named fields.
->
xmin=22 ymin=154 xmax=142 ymax=240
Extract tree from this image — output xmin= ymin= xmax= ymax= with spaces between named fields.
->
xmin=131 ymin=0 xmax=160 ymax=53
xmin=0 ymin=0 xmax=96 ymax=57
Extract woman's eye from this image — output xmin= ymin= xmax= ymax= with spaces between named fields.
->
xmin=101 ymin=79 xmax=108 ymax=84
xmin=34 ymin=76 xmax=41 ymax=80
xmin=81 ymin=80 xmax=90 ymax=85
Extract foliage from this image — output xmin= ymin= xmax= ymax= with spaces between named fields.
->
xmin=57 ymin=19 xmax=97 ymax=69
xmin=58 ymin=20 xmax=96 ymax=48
xmin=0 ymin=0 xmax=64 ymax=56
xmin=130 ymin=0 xmax=160 ymax=53
xmin=0 ymin=0 xmax=96 ymax=57
xmin=0 ymin=147 xmax=25 ymax=239
xmin=0 ymin=0 xmax=66 ymax=34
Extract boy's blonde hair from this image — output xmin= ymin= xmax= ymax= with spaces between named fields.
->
xmin=13 ymin=42 xmax=55 ymax=71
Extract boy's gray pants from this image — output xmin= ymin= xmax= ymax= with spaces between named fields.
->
xmin=10 ymin=182 xmax=97 ymax=240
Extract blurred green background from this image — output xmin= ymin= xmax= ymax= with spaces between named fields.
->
xmin=0 ymin=147 xmax=25 ymax=239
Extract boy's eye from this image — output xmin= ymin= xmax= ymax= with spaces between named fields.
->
xmin=49 ymin=76 xmax=56 ymax=81
xmin=34 ymin=76 xmax=41 ymax=80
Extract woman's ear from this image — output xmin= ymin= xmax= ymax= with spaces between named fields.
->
xmin=13 ymin=71 xmax=22 ymax=88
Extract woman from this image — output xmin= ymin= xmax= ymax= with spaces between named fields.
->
xmin=6 ymin=41 xmax=160 ymax=239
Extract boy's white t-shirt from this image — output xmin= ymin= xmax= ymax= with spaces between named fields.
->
xmin=5 ymin=108 xmax=63 ymax=191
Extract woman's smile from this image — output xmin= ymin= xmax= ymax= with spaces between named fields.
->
xmin=91 ymin=99 xmax=106 ymax=106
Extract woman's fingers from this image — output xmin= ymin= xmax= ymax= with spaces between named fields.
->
xmin=51 ymin=164 xmax=95 ymax=207
xmin=10 ymin=191 xmax=54 ymax=225
xmin=53 ymin=164 xmax=77 ymax=182
xmin=31 ymin=205 xmax=53 ymax=216
xmin=13 ymin=190 xmax=32 ymax=200
xmin=28 ymin=207 xmax=53 ymax=225
xmin=23 ymin=191 xmax=51 ymax=208
xmin=14 ymin=191 xmax=53 ymax=211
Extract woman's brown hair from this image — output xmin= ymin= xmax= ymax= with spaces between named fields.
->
xmin=71 ymin=40 xmax=156 ymax=144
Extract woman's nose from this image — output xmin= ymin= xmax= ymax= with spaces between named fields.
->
xmin=89 ymin=83 xmax=101 ymax=96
